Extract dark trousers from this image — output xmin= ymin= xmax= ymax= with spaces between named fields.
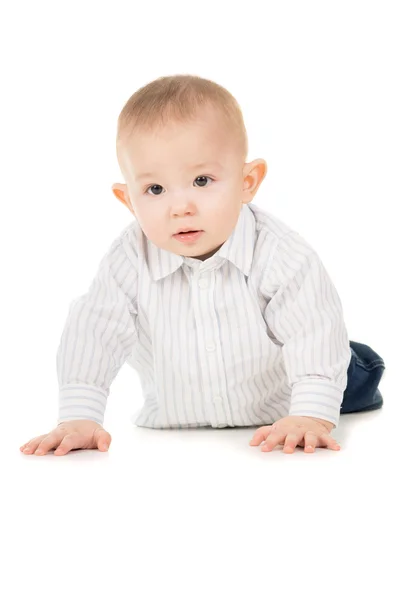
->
xmin=340 ymin=340 xmax=385 ymax=414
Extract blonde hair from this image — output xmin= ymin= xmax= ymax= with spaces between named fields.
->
xmin=116 ymin=74 xmax=248 ymax=167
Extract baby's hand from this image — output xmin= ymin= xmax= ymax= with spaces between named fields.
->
xmin=249 ymin=416 xmax=340 ymax=453
xmin=20 ymin=420 xmax=112 ymax=456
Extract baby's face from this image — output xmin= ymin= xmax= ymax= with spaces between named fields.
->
xmin=113 ymin=107 xmax=261 ymax=261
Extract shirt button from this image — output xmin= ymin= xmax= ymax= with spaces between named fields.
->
xmin=198 ymin=279 xmax=208 ymax=288
xmin=214 ymin=396 xmax=222 ymax=402
xmin=205 ymin=343 xmax=216 ymax=352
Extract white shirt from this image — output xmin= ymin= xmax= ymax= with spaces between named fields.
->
xmin=57 ymin=202 xmax=352 ymax=430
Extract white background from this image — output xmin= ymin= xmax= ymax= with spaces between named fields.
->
xmin=1 ymin=1 xmax=397 ymax=598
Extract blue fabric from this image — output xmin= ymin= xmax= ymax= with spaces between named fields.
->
xmin=340 ymin=340 xmax=385 ymax=414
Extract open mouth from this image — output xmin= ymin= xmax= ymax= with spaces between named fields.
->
xmin=172 ymin=230 xmax=204 ymax=243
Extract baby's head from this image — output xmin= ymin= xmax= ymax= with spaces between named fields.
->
xmin=112 ymin=74 xmax=267 ymax=261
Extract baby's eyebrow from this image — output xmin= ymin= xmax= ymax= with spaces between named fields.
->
xmin=135 ymin=162 xmax=223 ymax=181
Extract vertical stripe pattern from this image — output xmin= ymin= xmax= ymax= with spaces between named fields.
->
xmin=57 ymin=203 xmax=351 ymax=429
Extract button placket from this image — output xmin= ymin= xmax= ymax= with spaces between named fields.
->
xmin=197 ymin=274 xmax=218 ymax=415
xmin=198 ymin=278 xmax=209 ymax=289
xmin=194 ymin=269 xmax=231 ymax=425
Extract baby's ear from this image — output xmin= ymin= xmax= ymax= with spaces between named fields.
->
xmin=111 ymin=182 xmax=127 ymax=203
xmin=111 ymin=183 xmax=134 ymax=214
xmin=242 ymin=159 xmax=267 ymax=200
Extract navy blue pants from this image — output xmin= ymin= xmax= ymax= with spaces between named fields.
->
xmin=340 ymin=340 xmax=385 ymax=414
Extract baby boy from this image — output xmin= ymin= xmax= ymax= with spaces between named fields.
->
xmin=20 ymin=74 xmax=385 ymax=457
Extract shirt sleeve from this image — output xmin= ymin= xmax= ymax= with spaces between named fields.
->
xmin=56 ymin=234 xmax=139 ymax=426
xmin=263 ymin=231 xmax=352 ymax=429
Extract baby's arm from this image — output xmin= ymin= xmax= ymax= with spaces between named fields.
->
xmin=262 ymin=231 xmax=351 ymax=429
xmin=20 ymin=233 xmax=139 ymax=456
xmin=56 ymin=236 xmax=139 ymax=426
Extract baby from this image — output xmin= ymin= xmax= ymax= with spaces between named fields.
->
xmin=20 ymin=74 xmax=386 ymax=457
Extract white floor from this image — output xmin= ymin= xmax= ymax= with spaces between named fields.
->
xmin=6 ymin=372 xmax=396 ymax=600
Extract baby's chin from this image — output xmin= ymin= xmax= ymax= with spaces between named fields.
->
xmin=189 ymin=245 xmax=224 ymax=261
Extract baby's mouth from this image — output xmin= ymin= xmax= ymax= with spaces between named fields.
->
xmin=173 ymin=229 xmax=203 ymax=235
xmin=172 ymin=230 xmax=204 ymax=242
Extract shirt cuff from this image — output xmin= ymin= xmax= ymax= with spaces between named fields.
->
xmin=288 ymin=377 xmax=344 ymax=428
xmin=58 ymin=383 xmax=108 ymax=426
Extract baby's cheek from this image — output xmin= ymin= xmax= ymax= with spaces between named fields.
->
xmin=139 ymin=218 xmax=163 ymax=243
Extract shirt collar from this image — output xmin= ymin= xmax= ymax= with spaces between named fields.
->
xmin=145 ymin=203 xmax=256 ymax=281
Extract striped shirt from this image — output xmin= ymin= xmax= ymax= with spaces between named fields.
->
xmin=56 ymin=202 xmax=352 ymax=430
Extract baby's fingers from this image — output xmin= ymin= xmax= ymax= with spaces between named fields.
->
xmin=32 ymin=432 xmax=82 ymax=456
xmin=319 ymin=432 xmax=341 ymax=451
xmin=249 ymin=426 xmax=272 ymax=446
xmin=53 ymin=433 xmax=83 ymax=455
xmin=94 ymin=429 xmax=111 ymax=452
xmin=20 ymin=435 xmax=47 ymax=454
xmin=34 ymin=432 xmax=69 ymax=455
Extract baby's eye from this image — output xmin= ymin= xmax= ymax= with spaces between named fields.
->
xmin=146 ymin=184 xmax=164 ymax=196
xmin=194 ymin=176 xmax=213 ymax=187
